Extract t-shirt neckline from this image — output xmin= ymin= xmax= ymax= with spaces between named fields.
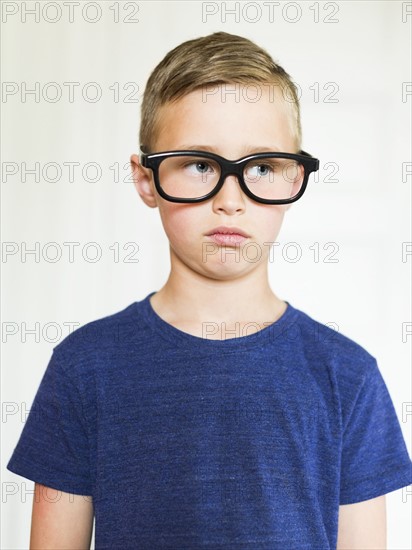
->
xmin=137 ymin=291 xmax=298 ymax=349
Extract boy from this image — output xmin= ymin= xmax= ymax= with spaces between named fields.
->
xmin=7 ymin=32 xmax=412 ymax=549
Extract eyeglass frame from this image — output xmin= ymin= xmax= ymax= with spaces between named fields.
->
xmin=139 ymin=146 xmax=319 ymax=205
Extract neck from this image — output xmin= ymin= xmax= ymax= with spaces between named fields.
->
xmin=150 ymin=244 xmax=286 ymax=326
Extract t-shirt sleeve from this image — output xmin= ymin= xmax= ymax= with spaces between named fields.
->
xmin=6 ymin=349 xmax=93 ymax=496
xmin=339 ymin=357 xmax=412 ymax=504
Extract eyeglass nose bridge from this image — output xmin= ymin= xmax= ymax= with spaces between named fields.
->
xmin=212 ymin=160 xmax=251 ymax=197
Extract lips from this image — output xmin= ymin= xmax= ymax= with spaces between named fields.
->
xmin=204 ymin=225 xmax=250 ymax=247
xmin=205 ymin=226 xmax=249 ymax=237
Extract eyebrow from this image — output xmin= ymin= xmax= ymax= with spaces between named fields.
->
xmin=175 ymin=144 xmax=282 ymax=155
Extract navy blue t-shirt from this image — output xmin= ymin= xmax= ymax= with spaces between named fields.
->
xmin=7 ymin=292 xmax=412 ymax=549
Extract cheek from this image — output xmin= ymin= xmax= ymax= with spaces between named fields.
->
xmin=254 ymin=205 xmax=286 ymax=236
xmin=158 ymin=203 xmax=200 ymax=246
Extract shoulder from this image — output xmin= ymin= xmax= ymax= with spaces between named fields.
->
xmin=289 ymin=304 xmax=378 ymax=384
xmin=291 ymin=304 xmax=374 ymax=357
xmin=288 ymin=305 xmax=388 ymax=432
xmin=51 ymin=301 xmax=146 ymax=369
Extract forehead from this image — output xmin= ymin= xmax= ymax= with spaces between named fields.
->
xmin=153 ymin=84 xmax=297 ymax=155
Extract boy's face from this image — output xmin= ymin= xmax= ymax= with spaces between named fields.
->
xmin=131 ymin=84 xmax=298 ymax=279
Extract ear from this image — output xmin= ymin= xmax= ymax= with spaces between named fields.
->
xmin=130 ymin=153 xmax=158 ymax=208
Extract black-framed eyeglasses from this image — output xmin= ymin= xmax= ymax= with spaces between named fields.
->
xmin=139 ymin=146 xmax=319 ymax=205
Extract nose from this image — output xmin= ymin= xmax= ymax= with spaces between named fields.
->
xmin=211 ymin=173 xmax=246 ymax=213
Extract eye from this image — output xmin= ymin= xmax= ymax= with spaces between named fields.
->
xmin=245 ymin=162 xmax=275 ymax=178
xmin=183 ymin=160 xmax=215 ymax=175
xmin=194 ymin=161 xmax=211 ymax=174
xmin=256 ymin=164 xmax=271 ymax=176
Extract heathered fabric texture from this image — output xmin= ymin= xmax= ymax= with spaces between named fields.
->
xmin=7 ymin=291 xmax=412 ymax=549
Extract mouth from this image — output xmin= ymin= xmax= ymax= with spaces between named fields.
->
xmin=205 ymin=226 xmax=250 ymax=246
xmin=205 ymin=226 xmax=249 ymax=238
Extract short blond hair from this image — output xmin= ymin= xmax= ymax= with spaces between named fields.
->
xmin=139 ymin=31 xmax=301 ymax=152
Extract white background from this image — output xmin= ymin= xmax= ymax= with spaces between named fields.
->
xmin=2 ymin=1 xmax=411 ymax=548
